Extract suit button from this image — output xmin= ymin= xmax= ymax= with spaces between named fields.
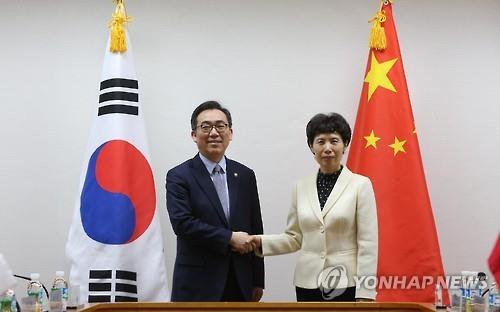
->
xmin=320 ymin=252 xmax=326 ymax=259
xmin=320 ymin=226 xmax=325 ymax=233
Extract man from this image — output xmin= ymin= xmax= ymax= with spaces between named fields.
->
xmin=166 ymin=101 xmax=265 ymax=301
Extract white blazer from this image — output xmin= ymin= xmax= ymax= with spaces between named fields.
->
xmin=259 ymin=166 xmax=378 ymax=299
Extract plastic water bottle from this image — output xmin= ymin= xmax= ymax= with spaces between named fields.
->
xmin=460 ymin=271 xmax=477 ymax=312
xmin=450 ymin=275 xmax=462 ymax=311
xmin=434 ymin=283 xmax=446 ymax=309
xmin=8 ymin=289 xmax=18 ymax=312
xmin=489 ymin=282 xmax=500 ymax=312
xmin=9 ymin=290 xmax=18 ymax=312
xmin=27 ymin=273 xmax=44 ymax=312
xmin=0 ymin=295 xmax=12 ymax=312
xmin=51 ymin=271 xmax=68 ymax=311
xmin=1 ymin=289 xmax=17 ymax=312
xmin=459 ymin=273 xmax=467 ymax=310
xmin=471 ymin=272 xmax=488 ymax=310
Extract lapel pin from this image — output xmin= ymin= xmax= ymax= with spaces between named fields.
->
xmin=234 ymin=173 xmax=238 ymax=177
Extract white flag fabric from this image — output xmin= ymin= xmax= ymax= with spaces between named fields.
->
xmin=0 ymin=254 xmax=16 ymax=294
xmin=66 ymin=32 xmax=170 ymax=303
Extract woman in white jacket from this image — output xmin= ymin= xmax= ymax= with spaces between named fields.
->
xmin=251 ymin=113 xmax=378 ymax=302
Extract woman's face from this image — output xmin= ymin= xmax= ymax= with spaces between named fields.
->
xmin=311 ymin=132 xmax=346 ymax=174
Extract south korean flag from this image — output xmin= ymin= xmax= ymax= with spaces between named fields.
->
xmin=66 ymin=26 xmax=170 ymax=304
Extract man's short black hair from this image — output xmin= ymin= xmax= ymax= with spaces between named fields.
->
xmin=190 ymin=101 xmax=232 ymax=130
xmin=306 ymin=113 xmax=351 ymax=148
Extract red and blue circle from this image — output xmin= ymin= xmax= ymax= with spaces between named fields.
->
xmin=80 ymin=140 xmax=156 ymax=244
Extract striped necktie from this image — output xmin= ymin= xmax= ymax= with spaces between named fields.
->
xmin=213 ymin=164 xmax=229 ymax=220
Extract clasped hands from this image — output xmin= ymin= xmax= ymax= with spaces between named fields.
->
xmin=229 ymin=232 xmax=261 ymax=254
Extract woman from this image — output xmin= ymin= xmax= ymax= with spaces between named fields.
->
xmin=251 ymin=113 xmax=378 ymax=302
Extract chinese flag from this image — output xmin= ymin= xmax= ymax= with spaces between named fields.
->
xmin=488 ymin=234 xmax=500 ymax=284
xmin=346 ymin=1 xmax=447 ymax=303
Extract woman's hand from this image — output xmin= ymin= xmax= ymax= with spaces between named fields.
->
xmin=247 ymin=235 xmax=262 ymax=251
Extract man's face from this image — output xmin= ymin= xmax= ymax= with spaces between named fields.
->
xmin=191 ymin=109 xmax=233 ymax=163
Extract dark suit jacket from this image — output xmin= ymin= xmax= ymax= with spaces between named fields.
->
xmin=166 ymin=154 xmax=265 ymax=301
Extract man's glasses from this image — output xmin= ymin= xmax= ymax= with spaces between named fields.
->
xmin=196 ymin=122 xmax=229 ymax=133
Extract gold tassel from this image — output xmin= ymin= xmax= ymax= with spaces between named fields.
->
xmin=109 ymin=0 xmax=132 ymax=53
xmin=368 ymin=1 xmax=389 ymax=51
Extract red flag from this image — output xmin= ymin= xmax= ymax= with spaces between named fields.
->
xmin=346 ymin=1 xmax=447 ymax=303
xmin=488 ymin=234 xmax=500 ymax=284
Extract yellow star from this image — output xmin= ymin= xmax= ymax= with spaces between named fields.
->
xmin=364 ymin=52 xmax=398 ymax=102
xmin=364 ymin=130 xmax=381 ymax=149
xmin=389 ymin=136 xmax=406 ymax=156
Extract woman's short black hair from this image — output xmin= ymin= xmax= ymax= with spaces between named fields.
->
xmin=306 ymin=113 xmax=351 ymax=147
xmin=190 ymin=101 xmax=232 ymax=130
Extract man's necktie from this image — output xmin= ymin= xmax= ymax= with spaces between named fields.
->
xmin=213 ymin=164 xmax=230 ymax=221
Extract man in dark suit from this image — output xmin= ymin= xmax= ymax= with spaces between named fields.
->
xmin=166 ymin=101 xmax=265 ymax=301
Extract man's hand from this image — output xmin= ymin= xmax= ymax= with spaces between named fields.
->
xmin=229 ymin=232 xmax=253 ymax=254
xmin=251 ymin=287 xmax=264 ymax=302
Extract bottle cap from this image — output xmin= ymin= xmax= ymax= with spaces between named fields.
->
xmin=461 ymin=270 xmax=478 ymax=276
xmin=30 ymin=273 xmax=40 ymax=280
xmin=56 ymin=271 xmax=65 ymax=277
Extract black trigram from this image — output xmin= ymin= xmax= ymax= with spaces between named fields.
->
xmin=88 ymin=269 xmax=138 ymax=303
xmin=98 ymin=78 xmax=139 ymax=116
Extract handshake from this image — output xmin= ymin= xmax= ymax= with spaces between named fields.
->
xmin=229 ymin=232 xmax=262 ymax=254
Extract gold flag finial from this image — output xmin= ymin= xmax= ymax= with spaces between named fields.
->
xmin=368 ymin=0 xmax=392 ymax=51
xmin=109 ymin=0 xmax=132 ymax=53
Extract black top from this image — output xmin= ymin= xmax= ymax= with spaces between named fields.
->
xmin=316 ymin=166 xmax=343 ymax=210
